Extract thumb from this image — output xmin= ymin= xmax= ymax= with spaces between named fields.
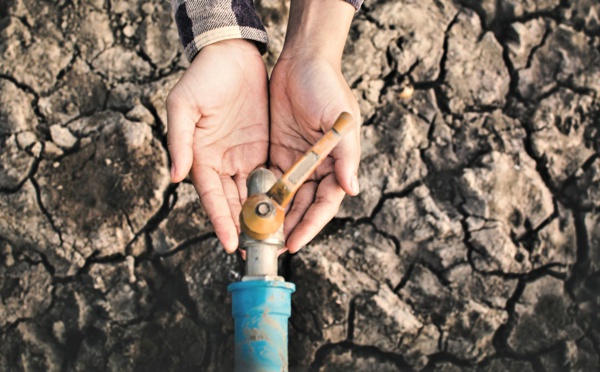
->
xmin=330 ymin=112 xmax=361 ymax=196
xmin=166 ymin=90 xmax=196 ymax=183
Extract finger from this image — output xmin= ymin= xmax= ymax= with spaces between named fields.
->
xmin=283 ymin=181 xmax=317 ymax=239
xmin=234 ymin=174 xmax=248 ymax=205
xmin=190 ymin=166 xmax=238 ymax=253
xmin=166 ymin=91 xmax=197 ymax=183
xmin=221 ymin=176 xmax=243 ymax=234
xmin=277 ymin=247 xmax=288 ymax=256
xmin=286 ymin=174 xmax=345 ymax=253
xmin=331 ymin=117 xmax=361 ymax=196
xmin=268 ymin=161 xmax=284 ymax=179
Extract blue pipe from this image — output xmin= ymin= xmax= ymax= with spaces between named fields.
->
xmin=228 ymin=280 xmax=295 ymax=371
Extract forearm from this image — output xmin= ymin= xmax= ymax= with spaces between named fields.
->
xmin=280 ymin=0 xmax=357 ymax=65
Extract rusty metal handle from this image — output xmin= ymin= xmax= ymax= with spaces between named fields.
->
xmin=267 ymin=112 xmax=354 ymax=208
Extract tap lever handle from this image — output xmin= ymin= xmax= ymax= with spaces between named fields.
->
xmin=267 ymin=112 xmax=354 ymax=208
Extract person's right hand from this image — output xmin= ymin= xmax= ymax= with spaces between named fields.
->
xmin=166 ymin=39 xmax=269 ymax=253
xmin=269 ymin=56 xmax=360 ymax=254
xmin=268 ymin=0 xmax=360 ymax=254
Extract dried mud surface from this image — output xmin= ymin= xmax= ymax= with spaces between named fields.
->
xmin=1 ymin=0 xmax=599 ymax=371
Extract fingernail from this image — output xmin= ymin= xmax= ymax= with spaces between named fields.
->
xmin=351 ymin=175 xmax=360 ymax=195
xmin=170 ymin=165 xmax=176 ymax=181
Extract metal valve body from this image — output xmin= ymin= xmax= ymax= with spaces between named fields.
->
xmin=228 ymin=169 xmax=294 ymax=372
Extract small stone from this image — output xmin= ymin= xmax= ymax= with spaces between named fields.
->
xmin=126 ymin=255 xmax=136 ymax=283
xmin=122 ymin=25 xmax=135 ymax=38
xmin=80 ymin=137 xmax=92 ymax=147
xmin=49 ymin=124 xmax=78 ymax=149
xmin=141 ymin=3 xmax=155 ymax=15
xmin=52 ymin=321 xmax=66 ymax=344
xmin=398 ymin=84 xmax=414 ymax=100
xmin=16 ymin=131 xmax=37 ymax=150
xmin=125 ymin=104 xmax=155 ymax=125
xmin=30 ymin=142 xmax=42 ymax=157
xmin=43 ymin=141 xmax=64 ymax=159
xmin=2 ymin=243 xmax=15 ymax=267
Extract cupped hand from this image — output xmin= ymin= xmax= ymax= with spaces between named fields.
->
xmin=269 ymin=55 xmax=361 ymax=253
xmin=166 ymin=39 xmax=269 ymax=253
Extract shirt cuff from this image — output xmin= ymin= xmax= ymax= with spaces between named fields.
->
xmin=344 ymin=0 xmax=363 ymax=10
xmin=173 ymin=0 xmax=269 ymax=62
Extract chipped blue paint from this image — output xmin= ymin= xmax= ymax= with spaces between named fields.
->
xmin=228 ymin=280 xmax=295 ymax=371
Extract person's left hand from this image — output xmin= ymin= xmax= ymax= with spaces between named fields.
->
xmin=166 ymin=39 xmax=269 ymax=253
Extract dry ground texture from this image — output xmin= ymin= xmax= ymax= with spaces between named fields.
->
xmin=1 ymin=0 xmax=599 ymax=370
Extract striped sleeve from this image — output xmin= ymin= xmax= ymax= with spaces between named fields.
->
xmin=172 ymin=0 xmax=365 ymax=62
xmin=345 ymin=0 xmax=363 ymax=10
xmin=172 ymin=0 xmax=269 ymax=62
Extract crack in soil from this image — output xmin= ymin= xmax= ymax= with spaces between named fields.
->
xmin=1 ymin=0 xmax=599 ymax=369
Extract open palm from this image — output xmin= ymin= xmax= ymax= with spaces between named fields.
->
xmin=167 ymin=40 xmax=269 ymax=252
xmin=269 ymin=57 xmax=360 ymax=253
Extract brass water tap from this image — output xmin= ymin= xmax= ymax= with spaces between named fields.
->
xmin=239 ymin=112 xmax=355 ymax=279
xmin=240 ymin=112 xmax=354 ymax=241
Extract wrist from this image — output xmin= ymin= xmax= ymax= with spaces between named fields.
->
xmin=201 ymin=38 xmax=262 ymax=57
xmin=279 ymin=0 xmax=355 ymax=65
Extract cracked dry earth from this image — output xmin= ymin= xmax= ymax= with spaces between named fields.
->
xmin=1 ymin=0 xmax=599 ymax=370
